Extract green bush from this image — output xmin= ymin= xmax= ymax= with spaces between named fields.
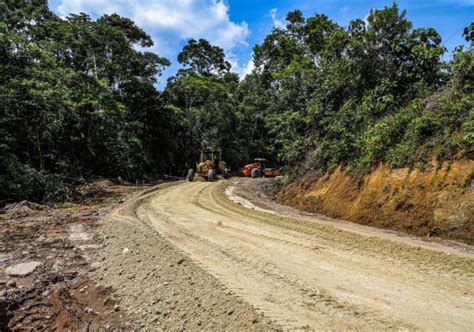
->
xmin=0 ymin=157 xmax=68 ymax=204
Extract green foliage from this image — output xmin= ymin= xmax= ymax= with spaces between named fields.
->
xmin=0 ymin=156 xmax=67 ymax=203
xmin=463 ymin=22 xmax=474 ymax=43
xmin=177 ymin=39 xmax=231 ymax=76
xmin=163 ymin=64 xmax=243 ymax=170
xmin=0 ymin=0 xmax=172 ymax=202
xmin=242 ymin=2 xmax=472 ymax=179
xmin=0 ymin=1 xmax=472 ymax=203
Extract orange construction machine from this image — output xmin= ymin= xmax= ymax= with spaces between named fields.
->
xmin=242 ymin=158 xmax=281 ymax=178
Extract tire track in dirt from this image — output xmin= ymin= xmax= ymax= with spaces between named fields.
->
xmin=108 ymin=180 xmax=474 ymax=330
xmin=139 ymin=183 xmax=402 ymax=329
xmin=97 ymin=182 xmax=277 ymax=330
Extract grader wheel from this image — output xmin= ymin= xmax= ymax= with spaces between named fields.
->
xmin=187 ymin=168 xmax=194 ymax=182
xmin=208 ymin=169 xmax=216 ymax=182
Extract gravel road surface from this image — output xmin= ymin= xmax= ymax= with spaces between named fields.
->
xmin=98 ymin=179 xmax=474 ymax=330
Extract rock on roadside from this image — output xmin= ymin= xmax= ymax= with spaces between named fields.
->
xmin=6 ymin=261 xmax=42 ymax=277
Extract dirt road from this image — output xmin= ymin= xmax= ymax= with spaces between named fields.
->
xmin=104 ymin=179 xmax=474 ymax=330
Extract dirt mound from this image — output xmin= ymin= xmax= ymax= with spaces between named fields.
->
xmin=277 ymin=160 xmax=474 ymax=244
xmin=70 ymin=180 xmax=116 ymax=202
xmin=3 ymin=201 xmax=48 ymax=217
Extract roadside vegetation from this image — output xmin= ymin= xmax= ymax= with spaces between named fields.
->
xmin=1 ymin=1 xmax=472 ymax=203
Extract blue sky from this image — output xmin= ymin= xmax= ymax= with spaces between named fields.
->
xmin=48 ymin=0 xmax=473 ymax=86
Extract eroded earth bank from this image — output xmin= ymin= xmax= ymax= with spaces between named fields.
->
xmin=277 ymin=160 xmax=474 ymax=244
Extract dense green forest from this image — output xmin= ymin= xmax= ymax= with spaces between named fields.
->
xmin=0 ymin=0 xmax=472 ymax=203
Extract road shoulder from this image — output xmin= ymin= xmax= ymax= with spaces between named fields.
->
xmin=228 ymin=178 xmax=474 ymax=259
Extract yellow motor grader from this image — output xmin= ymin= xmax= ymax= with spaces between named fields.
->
xmin=187 ymin=150 xmax=229 ymax=182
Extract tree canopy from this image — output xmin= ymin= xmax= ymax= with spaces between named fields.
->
xmin=177 ymin=38 xmax=231 ymax=76
xmin=0 ymin=1 xmax=472 ymax=203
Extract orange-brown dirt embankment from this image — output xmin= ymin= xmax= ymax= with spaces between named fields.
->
xmin=276 ymin=160 xmax=474 ymax=244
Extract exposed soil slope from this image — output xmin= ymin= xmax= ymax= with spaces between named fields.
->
xmin=277 ymin=160 xmax=474 ymax=244
xmin=102 ymin=179 xmax=474 ymax=330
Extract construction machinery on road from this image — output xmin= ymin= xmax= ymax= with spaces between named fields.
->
xmin=241 ymin=158 xmax=281 ymax=178
xmin=187 ymin=150 xmax=230 ymax=182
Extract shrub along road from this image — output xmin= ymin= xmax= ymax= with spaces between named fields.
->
xmin=99 ymin=179 xmax=474 ymax=330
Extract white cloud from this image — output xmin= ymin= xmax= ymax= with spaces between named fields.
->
xmin=240 ymin=55 xmax=255 ymax=79
xmin=57 ymin=0 xmax=249 ymax=67
xmin=269 ymin=8 xmax=284 ymax=29
xmin=340 ymin=5 xmax=350 ymax=14
xmin=58 ymin=0 xmax=121 ymax=17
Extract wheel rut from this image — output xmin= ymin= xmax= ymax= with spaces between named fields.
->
xmin=114 ymin=180 xmax=474 ymax=330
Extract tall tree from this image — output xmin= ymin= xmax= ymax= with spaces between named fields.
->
xmin=178 ymin=38 xmax=231 ymax=76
